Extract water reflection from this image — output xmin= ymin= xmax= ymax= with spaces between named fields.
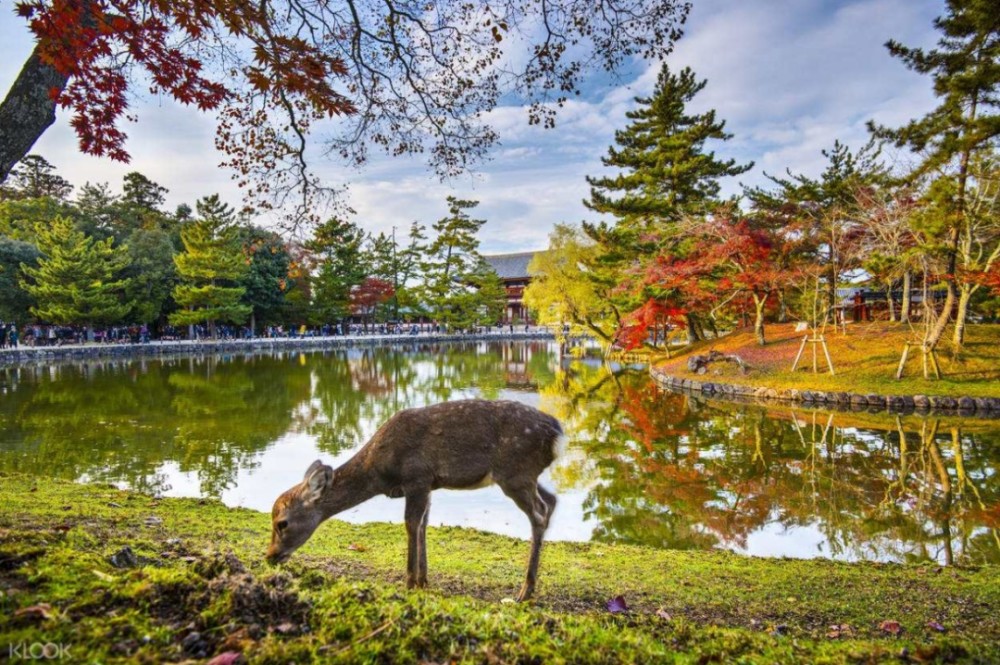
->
xmin=0 ymin=342 xmax=997 ymax=565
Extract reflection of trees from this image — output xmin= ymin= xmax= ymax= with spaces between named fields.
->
xmin=542 ymin=362 xmax=1000 ymax=564
xmin=308 ymin=341 xmax=559 ymax=454
xmin=0 ymin=343 xmax=560 ymax=499
xmin=0 ymin=355 xmax=310 ymax=496
xmin=168 ymin=356 xmax=311 ymax=495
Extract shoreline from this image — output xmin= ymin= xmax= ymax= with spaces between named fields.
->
xmin=0 ymin=330 xmax=555 ymax=367
xmin=650 ymin=365 xmax=1000 ymax=417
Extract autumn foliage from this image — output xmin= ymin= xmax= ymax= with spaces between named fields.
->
xmin=615 ymin=214 xmax=800 ymax=349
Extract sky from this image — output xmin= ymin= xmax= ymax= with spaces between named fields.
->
xmin=0 ymin=0 xmax=944 ymax=253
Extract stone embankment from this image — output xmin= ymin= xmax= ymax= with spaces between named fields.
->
xmin=0 ymin=331 xmax=555 ymax=367
xmin=650 ymin=365 xmax=1000 ymax=417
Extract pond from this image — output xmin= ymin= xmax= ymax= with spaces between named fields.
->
xmin=1 ymin=340 xmax=997 ymax=565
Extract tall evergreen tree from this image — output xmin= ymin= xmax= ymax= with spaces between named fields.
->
xmin=20 ymin=215 xmax=130 ymax=330
xmin=745 ymin=139 xmax=889 ymax=317
xmin=124 ymin=227 xmax=177 ymax=326
xmin=169 ymin=195 xmax=250 ymax=337
xmin=122 ymin=172 xmax=168 ymax=211
xmin=421 ymin=196 xmax=489 ymax=328
xmin=869 ymin=0 xmax=1000 ymax=349
xmin=0 ymin=236 xmax=40 ymax=323
xmin=237 ymin=226 xmax=292 ymax=333
xmin=583 ymin=64 xmax=751 ymax=343
xmin=307 ymin=216 xmax=368 ymax=328
xmin=2 ymin=155 xmax=73 ymax=200
xmin=585 ymin=64 xmax=752 ymax=229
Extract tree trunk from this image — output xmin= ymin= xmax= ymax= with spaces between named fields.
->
xmin=686 ymin=314 xmax=701 ymax=343
xmin=922 ymin=281 xmax=955 ymax=353
xmin=0 ymin=46 xmax=70 ymax=183
xmin=952 ymin=283 xmax=973 ymax=348
xmin=250 ymin=312 xmax=256 ymax=338
xmin=753 ymin=296 xmax=767 ymax=346
xmin=900 ymin=271 xmax=911 ymax=324
xmin=886 ymin=282 xmax=896 ymax=322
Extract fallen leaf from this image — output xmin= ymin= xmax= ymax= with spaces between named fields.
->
xmin=92 ymin=569 xmax=116 ymax=582
xmin=826 ymin=623 xmax=853 ymax=639
xmin=347 ymin=543 xmax=367 ymax=552
xmin=926 ymin=620 xmax=946 ymax=633
xmin=499 ymin=598 xmax=516 ymax=605
xmin=655 ymin=609 xmax=672 ymax=621
xmin=274 ymin=622 xmax=296 ymax=634
xmin=14 ymin=604 xmax=54 ymax=621
xmin=606 ymin=596 xmax=629 ymax=614
xmin=206 ymin=651 xmax=243 ymax=665
xmin=879 ymin=620 xmax=903 ymax=636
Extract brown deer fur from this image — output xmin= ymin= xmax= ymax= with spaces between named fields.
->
xmin=267 ymin=399 xmax=563 ymax=601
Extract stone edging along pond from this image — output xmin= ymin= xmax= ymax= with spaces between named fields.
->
xmin=649 ymin=365 xmax=1000 ymax=418
xmin=0 ymin=331 xmax=555 ymax=367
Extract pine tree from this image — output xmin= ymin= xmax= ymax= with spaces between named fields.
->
xmin=2 ymin=155 xmax=73 ymax=200
xmin=237 ymin=226 xmax=292 ymax=334
xmin=583 ymin=64 xmax=751 ymax=344
xmin=421 ymin=196 xmax=488 ymax=329
xmin=585 ymin=64 xmax=752 ymax=229
xmin=745 ymin=139 xmax=889 ymax=316
xmin=20 ymin=215 xmax=131 ymax=329
xmin=307 ymin=216 xmax=368 ymax=328
xmin=0 ymin=236 xmax=41 ymax=323
xmin=169 ymin=195 xmax=251 ymax=337
xmin=869 ymin=0 xmax=1000 ymax=349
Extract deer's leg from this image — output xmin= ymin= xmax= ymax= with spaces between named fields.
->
xmin=404 ymin=491 xmax=430 ymax=589
xmin=501 ymin=481 xmax=553 ymax=602
xmin=537 ymin=485 xmax=557 ymax=528
xmin=418 ymin=494 xmax=430 ymax=587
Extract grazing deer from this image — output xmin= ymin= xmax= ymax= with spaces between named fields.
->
xmin=266 ymin=399 xmax=564 ymax=602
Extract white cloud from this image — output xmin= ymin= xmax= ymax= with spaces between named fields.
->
xmin=0 ymin=0 xmax=947 ymax=251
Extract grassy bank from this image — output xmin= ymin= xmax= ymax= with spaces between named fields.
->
xmin=2 ymin=474 xmax=998 ymax=663
xmin=655 ymin=322 xmax=1000 ymax=399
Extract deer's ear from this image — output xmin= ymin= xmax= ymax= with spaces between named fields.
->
xmin=302 ymin=461 xmax=332 ymax=503
xmin=304 ymin=459 xmax=325 ymax=480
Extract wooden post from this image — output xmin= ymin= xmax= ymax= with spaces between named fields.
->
xmin=811 ymin=336 xmax=818 ymax=373
xmin=895 ymin=343 xmax=911 ymax=380
xmin=820 ymin=336 xmax=835 ymax=375
xmin=791 ymin=335 xmax=808 ymax=371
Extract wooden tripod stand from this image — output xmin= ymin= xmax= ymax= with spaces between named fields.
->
xmin=895 ymin=341 xmax=941 ymax=380
xmin=791 ymin=333 xmax=835 ymax=375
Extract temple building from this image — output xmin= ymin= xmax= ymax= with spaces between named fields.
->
xmin=482 ymin=251 xmax=541 ymax=323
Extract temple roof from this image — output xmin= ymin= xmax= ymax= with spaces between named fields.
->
xmin=482 ymin=251 xmax=539 ymax=280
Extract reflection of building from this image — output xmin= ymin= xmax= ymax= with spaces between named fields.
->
xmin=482 ymin=251 xmax=541 ymax=323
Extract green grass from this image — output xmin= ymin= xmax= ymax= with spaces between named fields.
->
xmin=656 ymin=322 xmax=1000 ymax=399
xmin=2 ymin=473 xmax=998 ymax=663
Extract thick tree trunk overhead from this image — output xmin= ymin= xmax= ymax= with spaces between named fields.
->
xmin=0 ymin=45 xmax=69 ymax=183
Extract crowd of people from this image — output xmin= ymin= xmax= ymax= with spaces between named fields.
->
xmin=0 ymin=321 xmax=538 ymax=348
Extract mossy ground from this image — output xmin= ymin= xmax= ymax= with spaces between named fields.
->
xmin=655 ymin=322 xmax=1000 ymax=399
xmin=1 ymin=474 xmax=998 ymax=663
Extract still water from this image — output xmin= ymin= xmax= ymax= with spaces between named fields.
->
xmin=1 ymin=341 xmax=997 ymax=565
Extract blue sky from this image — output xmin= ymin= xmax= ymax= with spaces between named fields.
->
xmin=0 ymin=0 xmax=942 ymax=253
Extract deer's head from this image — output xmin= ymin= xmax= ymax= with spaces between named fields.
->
xmin=266 ymin=460 xmax=333 ymax=564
